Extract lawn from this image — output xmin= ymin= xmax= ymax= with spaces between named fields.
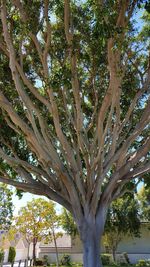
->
xmin=38 ymin=264 xmax=147 ymax=267
xmin=38 ymin=266 xmax=142 ymax=267
xmin=40 ymin=264 xmax=132 ymax=267
xmin=35 ymin=266 xmax=133 ymax=267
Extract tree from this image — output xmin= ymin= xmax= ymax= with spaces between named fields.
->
xmin=14 ymin=198 xmax=61 ymax=266
xmin=138 ymin=186 xmax=150 ymax=223
xmin=8 ymin=247 xmax=16 ymax=265
xmin=37 ymin=199 xmax=62 ymax=267
xmin=103 ymin=193 xmax=141 ymax=262
xmin=60 ymin=208 xmax=78 ymax=237
xmin=0 ymin=183 xmax=13 ymax=229
xmin=0 ymin=1 xmax=150 ymax=266
xmin=0 ymin=249 xmax=4 ymax=267
xmin=14 ymin=202 xmax=42 ymax=265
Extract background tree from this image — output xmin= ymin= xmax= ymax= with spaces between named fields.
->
xmin=8 ymin=247 xmax=16 ymax=265
xmin=15 ymin=202 xmax=42 ymax=264
xmin=0 ymin=1 xmax=150 ymax=266
xmin=14 ymin=198 xmax=61 ymax=266
xmin=37 ymin=199 xmax=62 ymax=267
xmin=0 ymin=249 xmax=4 ymax=267
xmin=138 ymin=186 xmax=150 ymax=223
xmin=0 ymin=183 xmax=13 ymax=230
xmin=60 ymin=208 xmax=78 ymax=237
xmin=103 ymin=193 xmax=141 ymax=262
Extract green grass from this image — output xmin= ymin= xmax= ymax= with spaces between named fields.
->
xmin=38 ymin=266 xmax=148 ymax=267
xmin=48 ymin=266 xmax=133 ymax=267
xmin=35 ymin=264 xmax=146 ymax=267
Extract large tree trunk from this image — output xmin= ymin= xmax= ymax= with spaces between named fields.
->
xmin=82 ymin=228 xmax=102 ymax=267
xmin=78 ymin=204 xmax=108 ymax=267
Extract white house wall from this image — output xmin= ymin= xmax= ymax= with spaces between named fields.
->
xmin=118 ymin=225 xmax=150 ymax=254
xmin=4 ymin=249 xmax=9 ymax=263
xmin=39 ymin=223 xmax=150 ymax=264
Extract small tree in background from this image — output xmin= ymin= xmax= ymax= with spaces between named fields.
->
xmin=14 ymin=198 xmax=61 ymax=266
xmin=0 ymin=249 xmax=4 ymax=267
xmin=7 ymin=224 xmax=32 ymax=267
xmin=8 ymin=247 xmax=16 ymax=265
xmin=138 ymin=186 xmax=150 ymax=224
xmin=0 ymin=183 xmax=13 ymax=230
xmin=103 ymin=193 xmax=141 ymax=262
xmin=60 ymin=208 xmax=78 ymax=237
xmin=15 ymin=199 xmax=44 ymax=265
xmin=40 ymin=200 xmax=62 ymax=267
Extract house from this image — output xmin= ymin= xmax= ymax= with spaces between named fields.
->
xmin=0 ymin=230 xmax=40 ymax=263
xmin=39 ymin=223 xmax=150 ymax=264
xmin=1 ymin=223 xmax=150 ymax=264
xmin=39 ymin=234 xmax=72 ymax=263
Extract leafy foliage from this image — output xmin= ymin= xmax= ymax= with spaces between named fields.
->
xmin=13 ymin=198 xmax=61 ymax=263
xmin=60 ymin=208 xmax=78 ymax=236
xmin=103 ymin=193 xmax=140 ymax=261
xmin=60 ymin=254 xmax=71 ymax=266
xmin=0 ymin=249 xmax=4 ymax=265
xmin=0 ymin=183 xmax=13 ymax=229
xmin=8 ymin=247 xmax=16 ymax=263
xmin=105 ymin=194 xmax=140 ymax=237
xmin=0 ymin=1 xmax=149 ymax=265
xmin=101 ymin=254 xmax=111 ymax=265
xmin=136 ymin=259 xmax=150 ymax=267
xmin=138 ymin=186 xmax=150 ymax=222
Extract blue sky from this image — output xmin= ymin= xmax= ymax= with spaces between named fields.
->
xmin=12 ymin=190 xmax=62 ymax=215
xmin=12 ymin=191 xmax=44 ymax=215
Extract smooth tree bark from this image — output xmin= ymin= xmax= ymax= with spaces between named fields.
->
xmin=32 ymin=237 xmax=37 ymax=266
xmin=0 ymin=1 xmax=150 ymax=266
xmin=80 ymin=210 xmax=106 ymax=267
xmin=52 ymin=228 xmax=59 ymax=267
xmin=112 ymin=247 xmax=116 ymax=263
xmin=26 ymin=242 xmax=30 ymax=267
xmin=79 ymin=205 xmax=107 ymax=267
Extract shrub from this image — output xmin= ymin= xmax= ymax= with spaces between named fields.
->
xmin=35 ymin=258 xmax=44 ymax=266
xmin=119 ymin=263 xmax=129 ymax=266
xmin=123 ymin=252 xmax=130 ymax=264
xmin=60 ymin=254 xmax=71 ymax=266
xmin=136 ymin=259 xmax=150 ymax=267
xmin=101 ymin=254 xmax=111 ymax=265
xmin=43 ymin=255 xmax=50 ymax=266
xmin=0 ymin=249 xmax=4 ymax=264
xmin=72 ymin=262 xmax=83 ymax=266
xmin=110 ymin=262 xmax=118 ymax=266
xmin=8 ymin=247 xmax=16 ymax=263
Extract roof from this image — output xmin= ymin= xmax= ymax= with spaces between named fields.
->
xmin=40 ymin=234 xmax=71 ymax=248
xmin=0 ymin=230 xmax=28 ymax=248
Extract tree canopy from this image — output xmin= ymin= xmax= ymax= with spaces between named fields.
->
xmin=0 ymin=1 xmax=150 ymax=266
xmin=0 ymin=0 xmax=149 ymax=217
xmin=13 ymin=198 xmax=60 ymax=263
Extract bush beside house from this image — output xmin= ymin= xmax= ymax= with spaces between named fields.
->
xmin=8 ymin=247 xmax=16 ymax=263
xmin=0 ymin=249 xmax=4 ymax=267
